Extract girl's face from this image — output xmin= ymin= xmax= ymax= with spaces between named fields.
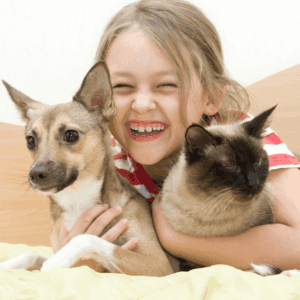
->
xmin=106 ymin=29 xmax=218 ymax=165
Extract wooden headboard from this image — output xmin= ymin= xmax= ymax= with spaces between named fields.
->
xmin=0 ymin=122 xmax=51 ymax=246
xmin=0 ymin=64 xmax=299 ymax=246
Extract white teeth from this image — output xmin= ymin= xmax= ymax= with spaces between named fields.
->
xmin=129 ymin=124 xmax=166 ymax=132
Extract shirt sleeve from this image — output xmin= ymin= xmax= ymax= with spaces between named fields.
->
xmin=237 ymin=113 xmax=300 ymax=171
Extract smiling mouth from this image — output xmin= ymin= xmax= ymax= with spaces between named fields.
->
xmin=129 ymin=126 xmax=166 ymax=137
xmin=126 ymin=121 xmax=168 ymax=137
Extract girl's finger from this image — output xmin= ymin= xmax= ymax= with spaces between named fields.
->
xmin=59 ymin=219 xmax=69 ymax=240
xmin=101 ymin=218 xmax=130 ymax=242
xmin=85 ymin=206 xmax=123 ymax=236
xmin=121 ymin=238 xmax=139 ymax=251
xmin=68 ymin=204 xmax=110 ymax=240
xmin=58 ymin=219 xmax=70 ymax=249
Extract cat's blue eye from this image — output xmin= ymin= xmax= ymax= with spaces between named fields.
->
xmin=254 ymin=159 xmax=262 ymax=167
xmin=225 ymin=164 xmax=240 ymax=173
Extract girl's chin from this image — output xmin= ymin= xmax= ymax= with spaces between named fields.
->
xmin=127 ymin=143 xmax=181 ymax=166
xmin=129 ymin=150 xmax=165 ymax=165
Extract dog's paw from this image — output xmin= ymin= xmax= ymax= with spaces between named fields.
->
xmin=0 ymin=253 xmax=47 ymax=271
xmin=281 ymin=269 xmax=300 ymax=277
xmin=41 ymin=246 xmax=74 ymax=271
xmin=41 ymin=234 xmax=115 ymax=272
xmin=41 ymin=234 xmax=97 ymax=271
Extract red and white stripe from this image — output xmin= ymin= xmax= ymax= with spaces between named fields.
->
xmin=237 ymin=113 xmax=300 ymax=170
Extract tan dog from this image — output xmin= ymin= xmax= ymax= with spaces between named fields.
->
xmin=0 ymin=62 xmax=174 ymax=276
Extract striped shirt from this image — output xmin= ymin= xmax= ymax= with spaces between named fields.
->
xmin=111 ymin=112 xmax=300 ymax=203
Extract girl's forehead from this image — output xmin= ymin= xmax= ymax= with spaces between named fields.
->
xmin=106 ymin=30 xmax=178 ymax=73
xmin=106 ymin=29 xmax=195 ymax=81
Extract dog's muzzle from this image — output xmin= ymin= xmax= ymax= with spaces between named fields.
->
xmin=29 ymin=161 xmax=78 ymax=193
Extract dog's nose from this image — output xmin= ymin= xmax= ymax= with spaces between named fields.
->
xmin=30 ymin=166 xmax=48 ymax=183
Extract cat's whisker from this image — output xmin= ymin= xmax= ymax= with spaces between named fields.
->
xmin=201 ymin=199 xmax=220 ymax=225
xmin=202 ymin=189 xmax=233 ymax=225
xmin=207 ymin=196 xmax=230 ymax=227
xmin=215 ymin=197 xmax=234 ymax=226
xmin=201 ymin=188 xmax=233 ymax=205
xmin=201 ymin=193 xmax=229 ymax=223
xmin=261 ymin=187 xmax=276 ymax=218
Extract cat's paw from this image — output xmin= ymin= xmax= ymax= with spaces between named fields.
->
xmin=281 ymin=270 xmax=300 ymax=277
xmin=0 ymin=253 xmax=47 ymax=271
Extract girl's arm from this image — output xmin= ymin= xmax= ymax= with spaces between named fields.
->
xmin=152 ymin=168 xmax=300 ymax=270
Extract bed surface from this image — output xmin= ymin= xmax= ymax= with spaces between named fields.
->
xmin=1 ymin=242 xmax=300 ymax=300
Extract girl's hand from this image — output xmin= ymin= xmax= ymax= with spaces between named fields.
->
xmin=58 ymin=204 xmax=138 ymax=251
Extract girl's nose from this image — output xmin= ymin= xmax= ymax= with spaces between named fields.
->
xmin=131 ymin=92 xmax=156 ymax=114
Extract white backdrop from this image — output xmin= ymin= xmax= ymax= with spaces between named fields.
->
xmin=0 ymin=0 xmax=299 ymax=125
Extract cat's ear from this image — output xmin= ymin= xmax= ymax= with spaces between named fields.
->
xmin=185 ymin=124 xmax=218 ymax=154
xmin=242 ymin=105 xmax=277 ymax=139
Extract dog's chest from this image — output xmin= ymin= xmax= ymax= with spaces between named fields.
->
xmin=54 ymin=178 xmax=104 ymax=231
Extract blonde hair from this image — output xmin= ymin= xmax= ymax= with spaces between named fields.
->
xmin=95 ymin=0 xmax=250 ymax=125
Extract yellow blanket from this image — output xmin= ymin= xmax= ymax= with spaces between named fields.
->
xmin=0 ymin=242 xmax=299 ymax=299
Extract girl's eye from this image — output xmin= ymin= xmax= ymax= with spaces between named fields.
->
xmin=113 ymin=84 xmax=133 ymax=89
xmin=158 ymin=83 xmax=178 ymax=88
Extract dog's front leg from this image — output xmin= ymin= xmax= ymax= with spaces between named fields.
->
xmin=41 ymin=234 xmax=173 ymax=276
xmin=0 ymin=253 xmax=48 ymax=271
xmin=41 ymin=234 xmax=114 ymax=272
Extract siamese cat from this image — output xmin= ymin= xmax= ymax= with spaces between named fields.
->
xmin=161 ymin=105 xmax=294 ymax=275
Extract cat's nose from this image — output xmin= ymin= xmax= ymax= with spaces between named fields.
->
xmin=247 ymin=172 xmax=260 ymax=187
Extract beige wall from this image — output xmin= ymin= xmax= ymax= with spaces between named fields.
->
xmin=247 ymin=64 xmax=300 ymax=154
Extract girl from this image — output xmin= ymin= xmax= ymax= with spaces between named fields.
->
xmin=59 ymin=0 xmax=300 ymax=271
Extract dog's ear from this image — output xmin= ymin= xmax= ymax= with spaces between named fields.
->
xmin=73 ymin=61 xmax=116 ymax=120
xmin=2 ymin=80 xmax=49 ymax=123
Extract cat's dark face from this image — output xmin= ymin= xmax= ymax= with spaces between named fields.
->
xmin=184 ymin=106 xmax=276 ymax=200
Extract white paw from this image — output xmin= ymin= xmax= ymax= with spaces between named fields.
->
xmin=0 ymin=253 xmax=47 ymax=271
xmin=281 ymin=269 xmax=300 ymax=277
xmin=41 ymin=234 xmax=115 ymax=271
xmin=41 ymin=239 xmax=79 ymax=271
xmin=41 ymin=234 xmax=109 ymax=271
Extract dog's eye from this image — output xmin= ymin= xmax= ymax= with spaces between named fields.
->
xmin=65 ymin=130 xmax=79 ymax=143
xmin=26 ymin=136 xmax=35 ymax=149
